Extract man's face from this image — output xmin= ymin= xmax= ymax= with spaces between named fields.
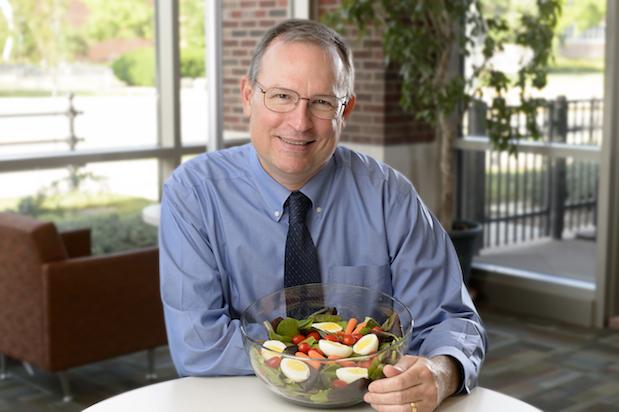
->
xmin=241 ymin=39 xmax=355 ymax=190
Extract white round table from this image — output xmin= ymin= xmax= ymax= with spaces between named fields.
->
xmin=83 ymin=376 xmax=540 ymax=412
xmin=142 ymin=204 xmax=161 ymax=226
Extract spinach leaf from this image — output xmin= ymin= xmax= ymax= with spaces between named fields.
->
xmin=368 ymin=357 xmax=385 ymax=380
xmin=276 ymin=318 xmax=300 ymax=337
xmin=314 ymin=314 xmax=343 ymax=323
xmin=309 ymin=389 xmax=331 ymax=403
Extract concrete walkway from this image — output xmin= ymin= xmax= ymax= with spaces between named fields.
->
xmin=475 ymin=237 xmax=597 ymax=283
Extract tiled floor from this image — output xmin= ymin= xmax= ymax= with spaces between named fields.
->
xmin=1 ymin=305 xmax=618 ymax=411
xmin=0 ymin=348 xmax=177 ymax=412
xmin=478 ymin=307 xmax=619 ymax=412
xmin=476 ymin=236 xmax=597 ymax=284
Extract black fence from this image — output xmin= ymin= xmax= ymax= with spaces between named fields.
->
xmin=459 ymin=97 xmax=602 ymax=249
xmin=0 ymin=93 xmax=83 ymax=151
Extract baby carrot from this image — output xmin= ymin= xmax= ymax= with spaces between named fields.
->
xmin=344 ymin=317 xmax=358 ymax=335
xmin=352 ymin=320 xmax=368 ymax=334
xmin=308 ymin=349 xmax=327 ymax=362
xmin=296 ymin=351 xmax=321 ymax=369
xmin=308 ymin=349 xmax=328 ymax=367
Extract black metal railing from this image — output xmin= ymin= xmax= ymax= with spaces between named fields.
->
xmin=459 ymin=97 xmax=602 ymax=249
xmin=0 ymin=93 xmax=83 ymax=151
xmin=0 ymin=93 xmax=86 ymax=190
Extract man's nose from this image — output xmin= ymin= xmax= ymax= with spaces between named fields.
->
xmin=287 ymin=98 xmax=313 ymax=131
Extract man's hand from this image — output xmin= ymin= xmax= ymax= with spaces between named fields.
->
xmin=363 ymin=355 xmax=460 ymax=412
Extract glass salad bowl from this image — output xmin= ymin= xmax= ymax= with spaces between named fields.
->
xmin=240 ymin=283 xmax=414 ymax=408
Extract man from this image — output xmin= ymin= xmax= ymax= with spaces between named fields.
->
xmin=160 ymin=19 xmax=486 ymax=412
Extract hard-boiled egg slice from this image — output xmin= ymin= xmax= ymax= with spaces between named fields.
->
xmin=318 ymin=339 xmax=353 ymax=358
xmin=280 ymin=358 xmax=311 ymax=382
xmin=336 ymin=367 xmax=369 ymax=384
xmin=311 ymin=322 xmax=343 ymax=333
xmin=352 ymin=333 xmax=379 ymax=355
xmin=261 ymin=340 xmax=287 ymax=360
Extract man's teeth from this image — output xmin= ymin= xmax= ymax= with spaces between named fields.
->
xmin=280 ymin=137 xmax=312 ymax=145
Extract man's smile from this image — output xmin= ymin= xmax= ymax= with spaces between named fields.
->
xmin=277 ymin=135 xmax=316 ymax=146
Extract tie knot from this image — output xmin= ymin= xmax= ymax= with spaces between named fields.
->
xmin=286 ymin=191 xmax=312 ymax=225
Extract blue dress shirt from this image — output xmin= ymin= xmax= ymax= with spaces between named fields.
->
xmin=159 ymin=144 xmax=487 ymax=393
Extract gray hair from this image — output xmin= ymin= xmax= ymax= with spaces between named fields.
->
xmin=247 ymin=19 xmax=355 ymax=97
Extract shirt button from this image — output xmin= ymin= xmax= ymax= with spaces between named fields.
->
xmin=316 ymin=207 xmax=322 ymax=213
xmin=274 ymin=211 xmax=281 ymax=217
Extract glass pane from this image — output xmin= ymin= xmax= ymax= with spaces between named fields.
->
xmin=460 ymin=1 xmax=605 ymax=287
xmin=179 ymin=0 xmax=207 ymax=145
xmin=0 ymin=159 xmax=158 ymax=255
xmin=0 ymin=0 xmax=157 ymax=152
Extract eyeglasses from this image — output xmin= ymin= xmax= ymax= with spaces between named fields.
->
xmin=254 ymin=81 xmax=348 ymax=120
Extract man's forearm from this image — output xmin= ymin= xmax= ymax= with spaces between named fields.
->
xmin=430 ymin=355 xmax=462 ymax=402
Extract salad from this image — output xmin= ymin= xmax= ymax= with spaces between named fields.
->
xmin=247 ymin=307 xmax=405 ymax=405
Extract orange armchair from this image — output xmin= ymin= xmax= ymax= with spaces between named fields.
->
xmin=0 ymin=212 xmax=167 ymax=401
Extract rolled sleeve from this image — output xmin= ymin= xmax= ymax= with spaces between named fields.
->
xmin=386 ymin=181 xmax=487 ymax=393
xmin=420 ymin=317 xmax=487 ymax=394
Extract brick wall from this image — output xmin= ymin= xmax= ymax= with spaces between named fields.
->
xmin=221 ymin=0 xmax=434 ymax=144
xmin=222 ymin=0 xmax=289 ymax=132
xmin=384 ymin=64 xmax=434 ymax=144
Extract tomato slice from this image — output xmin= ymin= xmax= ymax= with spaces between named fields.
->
xmin=332 ymin=379 xmax=349 ymax=389
xmin=325 ymin=334 xmax=340 ymax=342
xmin=297 ymin=342 xmax=311 ymax=354
xmin=265 ymin=357 xmax=281 ymax=368
xmin=292 ymin=334 xmax=306 ymax=345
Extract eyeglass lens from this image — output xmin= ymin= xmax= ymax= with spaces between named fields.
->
xmin=262 ymin=87 xmax=342 ymax=119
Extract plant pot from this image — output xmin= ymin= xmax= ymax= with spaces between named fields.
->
xmin=448 ymin=220 xmax=482 ymax=286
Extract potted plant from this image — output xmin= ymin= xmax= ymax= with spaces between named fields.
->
xmin=327 ymin=0 xmax=561 ymax=284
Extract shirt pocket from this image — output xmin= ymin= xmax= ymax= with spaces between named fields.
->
xmin=327 ymin=264 xmax=392 ymax=296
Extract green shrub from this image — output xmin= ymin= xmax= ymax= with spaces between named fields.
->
xmin=16 ymin=192 xmax=47 ymax=216
xmin=111 ymin=47 xmax=156 ymax=86
xmin=112 ymin=46 xmax=205 ymax=86
xmin=181 ymin=47 xmax=205 ymax=78
xmin=10 ymin=190 xmax=158 ymax=255
xmin=57 ymin=212 xmax=158 ymax=255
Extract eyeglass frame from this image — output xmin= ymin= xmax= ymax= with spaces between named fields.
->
xmin=253 ymin=80 xmax=349 ymax=120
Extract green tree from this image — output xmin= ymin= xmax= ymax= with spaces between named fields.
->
xmin=180 ymin=0 xmax=205 ymax=51
xmin=557 ymin=0 xmax=606 ymax=36
xmin=82 ymin=0 xmax=154 ymax=42
xmin=328 ymin=0 xmax=561 ymax=229
xmin=83 ymin=0 xmax=205 ymax=81
xmin=0 ymin=0 xmax=72 ymax=65
xmin=0 ymin=6 xmax=9 ymax=59
xmin=82 ymin=0 xmax=204 ymax=53
xmin=179 ymin=0 xmax=205 ymax=78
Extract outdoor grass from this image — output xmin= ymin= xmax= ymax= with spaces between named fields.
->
xmin=1 ymin=192 xmax=159 ymax=255
xmin=548 ymin=57 xmax=605 ymax=74
xmin=0 ymin=192 xmax=153 ymax=214
xmin=0 ymin=89 xmax=55 ymax=97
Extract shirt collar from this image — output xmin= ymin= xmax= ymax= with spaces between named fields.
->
xmin=249 ymin=145 xmax=336 ymax=222
xmin=299 ymin=154 xmax=335 ymax=219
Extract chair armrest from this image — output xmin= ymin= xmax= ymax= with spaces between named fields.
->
xmin=41 ymin=246 xmax=167 ymax=371
xmin=59 ymin=228 xmax=91 ymax=258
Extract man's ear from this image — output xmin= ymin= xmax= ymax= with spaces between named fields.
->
xmin=342 ymin=95 xmax=356 ymax=121
xmin=240 ymin=76 xmax=253 ymax=117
